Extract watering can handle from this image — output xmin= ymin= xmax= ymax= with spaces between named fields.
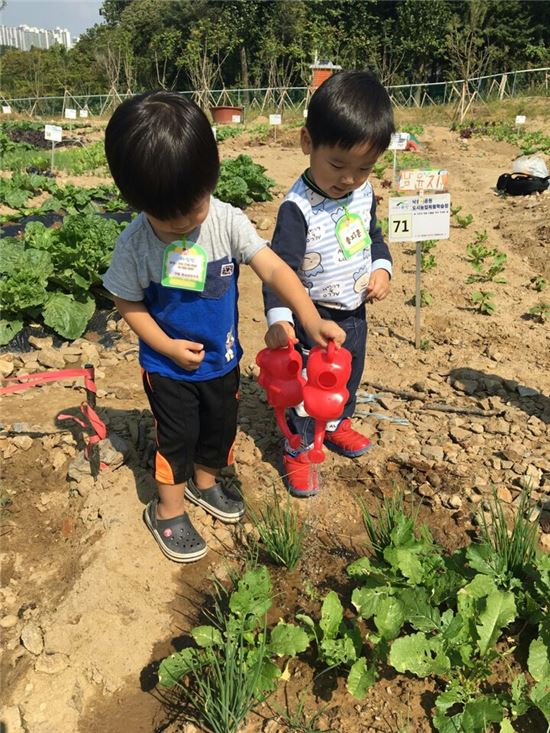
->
xmin=326 ymin=339 xmax=335 ymax=361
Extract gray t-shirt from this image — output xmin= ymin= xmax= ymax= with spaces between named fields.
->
xmin=103 ymin=197 xmax=267 ymax=381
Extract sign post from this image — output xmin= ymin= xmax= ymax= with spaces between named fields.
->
xmin=44 ymin=124 xmax=63 ymax=173
xmin=389 ymin=169 xmax=450 ymax=348
xmin=515 ymin=114 xmax=526 ymax=134
xmin=388 ymin=132 xmax=410 ymax=187
xmin=269 ymin=113 xmax=282 ymax=142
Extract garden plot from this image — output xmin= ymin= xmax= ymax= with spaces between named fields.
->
xmin=0 ymin=116 xmax=549 ymax=733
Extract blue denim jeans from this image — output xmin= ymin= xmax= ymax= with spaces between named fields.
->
xmin=288 ymin=303 xmax=367 ymax=448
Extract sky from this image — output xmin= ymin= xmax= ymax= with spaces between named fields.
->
xmin=0 ymin=0 xmax=104 ymax=37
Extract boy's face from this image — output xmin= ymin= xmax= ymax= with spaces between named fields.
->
xmin=301 ymin=128 xmax=380 ymax=199
xmin=146 ymin=195 xmax=211 ymax=244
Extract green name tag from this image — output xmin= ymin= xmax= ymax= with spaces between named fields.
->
xmin=335 ymin=212 xmax=371 ymax=259
xmin=161 ymin=240 xmax=207 ymax=291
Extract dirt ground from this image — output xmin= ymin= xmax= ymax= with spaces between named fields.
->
xmin=1 ymin=108 xmax=549 ymax=733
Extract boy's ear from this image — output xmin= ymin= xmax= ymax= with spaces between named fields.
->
xmin=300 ymin=127 xmax=312 ymax=155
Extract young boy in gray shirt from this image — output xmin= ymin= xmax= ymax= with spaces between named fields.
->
xmin=103 ymin=91 xmax=344 ymax=562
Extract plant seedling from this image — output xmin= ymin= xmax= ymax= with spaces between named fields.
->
xmin=530 ymin=276 xmax=547 ymax=292
xmin=451 ymin=205 xmax=474 ymax=228
xmin=421 ymin=240 xmax=437 ymax=272
xmin=471 ymin=290 xmax=496 ymax=315
xmin=467 ymin=251 xmax=507 ymax=284
xmin=527 ymin=301 xmax=550 ymax=323
xmin=413 ymin=289 xmax=433 ymax=307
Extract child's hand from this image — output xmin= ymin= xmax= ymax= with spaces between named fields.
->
xmin=167 ymin=339 xmax=205 ymax=370
xmin=265 ymin=321 xmax=296 ymax=349
xmin=304 ymin=318 xmax=346 ymax=348
xmin=366 ymin=269 xmax=391 ymax=301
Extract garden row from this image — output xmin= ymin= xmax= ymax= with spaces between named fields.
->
xmin=158 ymin=490 xmax=549 ymax=733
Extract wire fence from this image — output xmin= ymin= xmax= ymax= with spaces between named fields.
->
xmin=1 ymin=67 xmax=548 ymax=120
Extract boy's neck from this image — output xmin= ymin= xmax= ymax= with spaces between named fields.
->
xmin=302 ymin=169 xmax=350 ymax=201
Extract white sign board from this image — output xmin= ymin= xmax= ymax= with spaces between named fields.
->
xmin=44 ymin=124 xmax=63 ymax=143
xmin=389 ymin=193 xmax=451 ymax=243
xmin=231 ymin=114 xmax=241 ymax=124
xmin=389 ymin=132 xmax=410 ymax=150
xmin=2 ymin=105 xmax=12 ymax=114
xmin=211 ymin=126 xmax=217 ymax=140
xmin=64 ymin=108 xmax=77 ymax=119
xmin=269 ymin=114 xmax=282 ymax=126
xmin=515 ymin=115 xmax=526 ymax=125
xmin=398 ymin=169 xmax=448 ymax=192
xmin=303 ymin=108 xmax=308 ymax=118
xmin=79 ymin=109 xmax=89 ymax=118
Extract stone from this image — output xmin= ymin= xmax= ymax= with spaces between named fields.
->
xmin=256 ymin=217 xmax=273 ymax=231
xmin=20 ymin=621 xmax=44 ymax=655
xmin=37 ymin=347 xmax=66 ymax=369
xmin=0 ymin=358 xmax=15 ymax=377
xmin=418 ymin=482 xmax=435 ymax=498
xmin=517 ymin=385 xmax=539 ymax=398
xmin=0 ymin=614 xmax=19 ymax=629
xmin=421 ymin=445 xmax=444 ymax=462
xmin=448 ymin=494 xmax=463 ymax=509
xmin=496 ymin=486 xmax=513 ymax=503
xmin=11 ymin=435 xmax=33 ymax=451
xmin=449 ymin=427 xmax=470 ymax=443
xmin=34 ymin=652 xmax=69 ymax=675
xmin=0 ymin=706 xmax=24 ymax=733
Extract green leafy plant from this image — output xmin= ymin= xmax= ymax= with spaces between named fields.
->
xmin=215 ymin=154 xmax=275 ymax=208
xmin=297 ymin=591 xmax=375 ymax=699
xmin=471 ymin=290 xmax=496 ymax=315
xmin=158 ymin=566 xmax=310 ymax=733
xmin=248 ymin=488 xmax=309 ymax=569
xmin=0 ymin=215 xmax=125 ymax=344
xmin=527 ymin=302 xmax=550 ymax=323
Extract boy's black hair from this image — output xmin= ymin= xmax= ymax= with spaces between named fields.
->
xmin=105 ymin=91 xmax=219 ymax=219
xmin=306 ymin=70 xmax=394 ymax=153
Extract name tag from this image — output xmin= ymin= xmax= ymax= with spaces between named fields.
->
xmin=161 ymin=240 xmax=208 ymax=291
xmin=335 ymin=212 xmax=371 ymax=259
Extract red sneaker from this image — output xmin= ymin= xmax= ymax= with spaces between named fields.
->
xmin=282 ymin=451 xmax=319 ymax=498
xmin=323 ymin=418 xmax=372 ymax=457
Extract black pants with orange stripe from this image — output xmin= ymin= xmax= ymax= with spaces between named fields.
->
xmin=142 ymin=367 xmax=240 ymax=485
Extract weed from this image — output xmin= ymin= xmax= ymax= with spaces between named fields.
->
xmin=360 ymin=491 xmax=419 ymax=560
xmin=420 ymin=338 xmax=433 ymax=351
xmin=475 ymin=488 xmax=538 ymax=586
xmin=248 ymin=488 xmax=309 ymax=570
xmin=471 ymin=290 xmax=496 ymax=315
xmin=273 ymin=697 xmax=336 ymax=733
xmin=527 ymin=301 xmax=550 ymax=323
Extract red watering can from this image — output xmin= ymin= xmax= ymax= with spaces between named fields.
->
xmin=256 ymin=339 xmax=305 ymax=450
xmin=303 ymin=340 xmax=351 ymax=463
xmin=256 ymin=339 xmax=351 ymax=463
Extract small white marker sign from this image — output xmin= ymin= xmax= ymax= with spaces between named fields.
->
xmin=269 ymin=114 xmax=282 ymax=126
xmin=64 ymin=108 xmax=77 ymax=119
xmin=303 ymin=108 xmax=308 ymax=118
xmin=79 ymin=109 xmax=89 ymax=118
xmin=211 ymin=126 xmax=217 ymax=140
xmin=515 ymin=115 xmax=526 ymax=125
xmin=231 ymin=114 xmax=241 ymax=124
xmin=44 ymin=124 xmax=63 ymax=142
xmin=389 ymin=132 xmax=410 ymax=150
xmin=389 ymin=193 xmax=451 ymax=243
xmin=2 ymin=105 xmax=12 ymax=114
